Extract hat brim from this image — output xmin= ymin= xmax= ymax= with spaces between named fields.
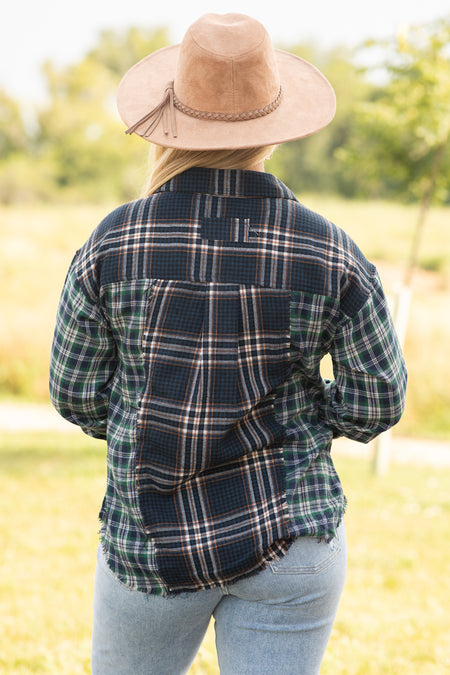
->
xmin=117 ymin=44 xmax=336 ymax=150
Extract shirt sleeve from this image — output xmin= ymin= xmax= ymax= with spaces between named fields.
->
xmin=320 ymin=271 xmax=407 ymax=443
xmin=49 ymin=254 xmax=117 ymax=439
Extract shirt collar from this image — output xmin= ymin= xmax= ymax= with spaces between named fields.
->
xmin=156 ymin=167 xmax=297 ymax=201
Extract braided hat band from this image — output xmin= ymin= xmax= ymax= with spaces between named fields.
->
xmin=125 ymin=82 xmax=283 ymax=139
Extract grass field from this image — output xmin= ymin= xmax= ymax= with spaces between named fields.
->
xmin=1 ymin=196 xmax=449 ymax=439
xmin=1 ymin=431 xmax=449 ymax=674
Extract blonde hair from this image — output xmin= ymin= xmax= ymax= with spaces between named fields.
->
xmin=143 ymin=144 xmax=276 ymax=195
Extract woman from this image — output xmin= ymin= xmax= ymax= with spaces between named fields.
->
xmin=49 ymin=13 xmax=407 ymax=674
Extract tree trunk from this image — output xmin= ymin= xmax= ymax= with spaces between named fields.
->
xmin=404 ymin=142 xmax=447 ymax=287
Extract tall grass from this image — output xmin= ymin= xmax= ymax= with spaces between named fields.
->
xmin=1 ymin=431 xmax=449 ymax=674
xmin=1 ymin=197 xmax=449 ymax=438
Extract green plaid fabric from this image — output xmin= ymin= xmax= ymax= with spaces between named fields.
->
xmin=50 ymin=168 xmax=406 ymax=594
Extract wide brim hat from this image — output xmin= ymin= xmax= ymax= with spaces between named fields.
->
xmin=117 ymin=13 xmax=336 ymax=150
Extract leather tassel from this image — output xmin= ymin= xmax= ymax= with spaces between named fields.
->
xmin=125 ymin=81 xmax=178 ymax=138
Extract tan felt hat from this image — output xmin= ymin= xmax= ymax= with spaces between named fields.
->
xmin=117 ymin=13 xmax=336 ymax=150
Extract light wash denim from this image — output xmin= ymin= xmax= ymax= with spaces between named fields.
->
xmin=91 ymin=521 xmax=346 ymax=674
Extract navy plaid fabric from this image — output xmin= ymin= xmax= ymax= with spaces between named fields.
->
xmin=50 ymin=168 xmax=407 ymax=594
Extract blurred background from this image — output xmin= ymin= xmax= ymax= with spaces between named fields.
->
xmin=1 ymin=1 xmax=449 ymax=673
xmin=1 ymin=0 xmax=449 ymax=440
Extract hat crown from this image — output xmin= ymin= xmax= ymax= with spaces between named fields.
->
xmin=175 ymin=13 xmax=280 ymax=115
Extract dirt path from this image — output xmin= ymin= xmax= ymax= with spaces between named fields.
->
xmin=0 ymin=402 xmax=448 ymax=467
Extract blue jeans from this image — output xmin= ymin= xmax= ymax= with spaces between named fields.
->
xmin=91 ymin=521 xmax=346 ymax=674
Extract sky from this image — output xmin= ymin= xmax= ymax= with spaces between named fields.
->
xmin=2 ymin=0 xmax=449 ymax=102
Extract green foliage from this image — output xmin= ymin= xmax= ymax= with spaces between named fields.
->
xmin=0 ymin=91 xmax=28 ymax=157
xmin=0 ymin=27 xmax=169 ymax=205
xmin=340 ymin=18 xmax=450 ymax=202
xmin=34 ymin=27 xmax=171 ymax=202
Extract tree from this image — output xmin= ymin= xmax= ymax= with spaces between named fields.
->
xmin=0 ymin=90 xmax=54 ymax=203
xmin=341 ymin=18 xmax=450 ymax=283
xmin=0 ymin=90 xmax=28 ymax=158
xmin=36 ymin=27 xmax=170 ymax=202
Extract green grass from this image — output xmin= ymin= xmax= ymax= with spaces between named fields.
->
xmin=1 ymin=431 xmax=449 ymax=674
xmin=1 ymin=197 xmax=449 ymax=438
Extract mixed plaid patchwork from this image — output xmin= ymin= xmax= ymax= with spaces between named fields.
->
xmin=50 ymin=168 xmax=406 ymax=594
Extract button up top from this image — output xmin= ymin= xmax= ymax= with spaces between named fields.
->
xmin=50 ymin=168 xmax=406 ymax=594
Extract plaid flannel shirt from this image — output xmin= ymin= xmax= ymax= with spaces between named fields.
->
xmin=50 ymin=168 xmax=406 ymax=595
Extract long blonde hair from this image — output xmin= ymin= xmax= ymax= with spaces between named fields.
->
xmin=143 ymin=144 xmax=276 ymax=195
